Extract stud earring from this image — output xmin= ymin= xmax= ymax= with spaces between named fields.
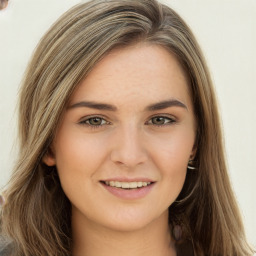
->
xmin=172 ymin=224 xmax=182 ymax=241
xmin=187 ymin=159 xmax=196 ymax=170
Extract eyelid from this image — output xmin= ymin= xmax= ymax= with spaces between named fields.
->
xmin=150 ymin=113 xmax=177 ymax=120
xmin=146 ymin=114 xmax=177 ymax=126
xmin=78 ymin=115 xmax=111 ymax=127
xmin=78 ymin=113 xmax=177 ymax=128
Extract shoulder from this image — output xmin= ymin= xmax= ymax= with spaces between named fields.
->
xmin=0 ymin=243 xmax=13 ymax=256
xmin=0 ymin=248 xmax=9 ymax=256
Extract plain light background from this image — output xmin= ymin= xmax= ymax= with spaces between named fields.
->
xmin=0 ymin=0 xmax=255 ymax=248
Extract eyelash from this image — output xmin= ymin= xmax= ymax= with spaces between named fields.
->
xmin=78 ymin=115 xmax=176 ymax=129
xmin=78 ymin=116 xmax=111 ymax=129
xmin=146 ymin=115 xmax=176 ymax=126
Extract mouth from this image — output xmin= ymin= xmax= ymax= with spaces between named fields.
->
xmin=100 ymin=181 xmax=154 ymax=190
xmin=100 ymin=179 xmax=156 ymax=199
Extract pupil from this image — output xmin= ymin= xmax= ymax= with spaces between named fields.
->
xmin=90 ymin=118 xmax=101 ymax=125
xmin=153 ymin=117 xmax=165 ymax=125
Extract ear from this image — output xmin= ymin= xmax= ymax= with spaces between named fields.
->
xmin=190 ymin=143 xmax=197 ymax=160
xmin=42 ymin=148 xmax=56 ymax=166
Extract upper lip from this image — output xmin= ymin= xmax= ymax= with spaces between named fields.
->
xmin=101 ymin=177 xmax=155 ymax=182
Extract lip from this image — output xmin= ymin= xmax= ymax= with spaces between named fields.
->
xmin=100 ymin=178 xmax=156 ymax=200
xmin=102 ymin=177 xmax=154 ymax=182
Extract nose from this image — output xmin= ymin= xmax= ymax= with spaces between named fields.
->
xmin=110 ymin=124 xmax=148 ymax=168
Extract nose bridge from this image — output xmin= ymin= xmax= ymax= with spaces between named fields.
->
xmin=110 ymin=122 xmax=147 ymax=167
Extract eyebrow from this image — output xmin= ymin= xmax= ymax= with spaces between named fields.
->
xmin=146 ymin=99 xmax=187 ymax=111
xmin=68 ymin=99 xmax=187 ymax=111
xmin=68 ymin=101 xmax=117 ymax=111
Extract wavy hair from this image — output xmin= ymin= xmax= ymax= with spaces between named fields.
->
xmin=0 ymin=0 xmax=254 ymax=255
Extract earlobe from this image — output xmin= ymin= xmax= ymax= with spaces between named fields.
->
xmin=42 ymin=150 xmax=56 ymax=166
xmin=188 ymin=146 xmax=198 ymax=170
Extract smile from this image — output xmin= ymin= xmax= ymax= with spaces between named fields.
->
xmin=102 ymin=181 xmax=153 ymax=189
xmin=100 ymin=179 xmax=155 ymax=199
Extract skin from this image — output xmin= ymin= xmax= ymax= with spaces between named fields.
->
xmin=44 ymin=43 xmax=197 ymax=256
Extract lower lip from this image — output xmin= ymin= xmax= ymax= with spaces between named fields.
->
xmin=101 ymin=182 xmax=155 ymax=200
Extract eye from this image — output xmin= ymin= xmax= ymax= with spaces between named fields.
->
xmin=147 ymin=116 xmax=176 ymax=126
xmin=79 ymin=116 xmax=110 ymax=127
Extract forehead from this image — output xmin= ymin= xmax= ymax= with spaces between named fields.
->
xmin=69 ymin=43 xmax=192 ymax=110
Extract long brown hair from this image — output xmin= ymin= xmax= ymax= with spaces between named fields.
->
xmin=0 ymin=0 xmax=254 ymax=255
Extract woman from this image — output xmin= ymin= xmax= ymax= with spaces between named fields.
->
xmin=0 ymin=0 xmax=254 ymax=255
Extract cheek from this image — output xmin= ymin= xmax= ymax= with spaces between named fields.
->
xmin=160 ymin=142 xmax=188 ymax=190
xmin=148 ymin=128 xmax=195 ymax=198
xmin=54 ymin=130 xmax=108 ymax=175
xmin=53 ymin=131 xmax=106 ymax=204
xmin=149 ymin=128 xmax=195 ymax=170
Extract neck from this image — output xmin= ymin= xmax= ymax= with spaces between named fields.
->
xmin=72 ymin=209 xmax=176 ymax=256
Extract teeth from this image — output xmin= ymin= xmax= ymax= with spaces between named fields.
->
xmin=121 ymin=182 xmax=129 ymax=189
xmin=104 ymin=181 xmax=152 ymax=189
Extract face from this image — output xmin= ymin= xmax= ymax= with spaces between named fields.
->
xmin=44 ymin=44 xmax=196 ymax=232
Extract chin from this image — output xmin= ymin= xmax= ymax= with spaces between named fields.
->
xmin=98 ymin=208 xmax=169 ymax=233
